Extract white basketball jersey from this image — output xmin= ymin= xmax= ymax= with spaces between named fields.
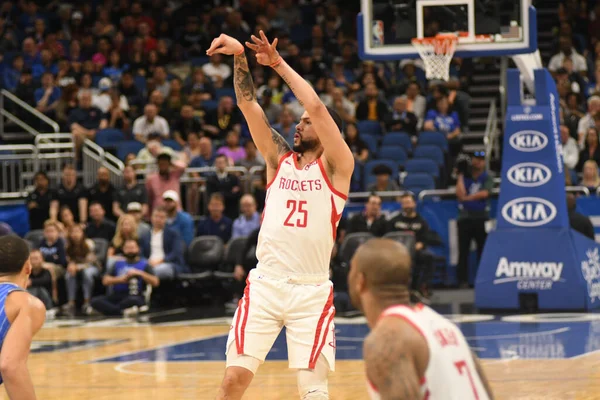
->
xmin=367 ymin=304 xmax=490 ymax=400
xmin=256 ymin=151 xmax=347 ymax=280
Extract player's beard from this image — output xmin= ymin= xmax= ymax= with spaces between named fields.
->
xmin=293 ymin=137 xmax=319 ymax=153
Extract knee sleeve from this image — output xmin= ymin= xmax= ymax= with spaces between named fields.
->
xmin=297 ymin=356 xmax=329 ymax=399
xmin=225 ymin=342 xmax=261 ymax=375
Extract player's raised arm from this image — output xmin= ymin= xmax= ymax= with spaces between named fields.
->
xmin=246 ymin=31 xmax=354 ymax=175
xmin=363 ymin=318 xmax=429 ymax=400
xmin=206 ymin=34 xmax=290 ymax=170
xmin=0 ymin=292 xmax=46 ymax=400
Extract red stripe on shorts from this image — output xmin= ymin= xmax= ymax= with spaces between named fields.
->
xmin=235 ymin=278 xmax=251 ymax=354
xmin=309 ymin=287 xmax=335 ymax=368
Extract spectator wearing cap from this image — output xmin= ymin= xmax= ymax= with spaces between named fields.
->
xmin=346 ymin=194 xmax=388 ymax=237
xmin=27 ymin=171 xmax=59 ymax=231
xmin=217 ymin=131 xmax=246 ymax=165
xmin=173 ymin=105 xmax=203 ymax=147
xmin=35 ymin=71 xmax=61 ymax=115
xmin=68 ymin=89 xmax=108 ymax=149
xmin=356 ymin=83 xmax=390 ymax=122
xmin=92 ymin=77 xmax=127 ymax=113
xmin=455 ymin=151 xmax=493 ymax=287
xmin=145 ymin=151 xmax=187 ymax=216
xmin=3 ymin=54 xmax=23 ymax=92
xmin=232 ymin=195 xmax=260 ymax=240
xmin=202 ymin=54 xmax=231 ymax=87
xmin=162 ymin=190 xmax=194 ymax=246
xmin=127 ymin=202 xmax=151 ymax=238
xmin=84 ymin=167 xmax=117 ymax=222
xmin=367 ymin=164 xmax=401 ymax=192
xmin=386 ymin=97 xmax=418 ymax=136
xmin=207 ymin=154 xmax=242 ymax=220
xmin=85 ymin=202 xmax=116 ymax=242
xmin=133 ymin=104 xmax=170 ymax=143
xmin=196 ymin=193 xmax=233 ymax=244
xmin=113 ymin=165 xmax=149 ymax=219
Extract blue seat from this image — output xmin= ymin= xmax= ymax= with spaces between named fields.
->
xmin=162 ymin=139 xmax=182 ymax=151
xmin=351 ymin=163 xmax=363 ymax=192
xmin=116 ymin=140 xmax=145 ymax=161
xmin=134 ymin=75 xmax=147 ymax=96
xmin=376 ymin=146 xmax=407 ymax=168
xmin=361 ymin=134 xmax=378 ymax=155
xmin=413 ymin=145 xmax=445 ymax=168
xmin=95 ymin=129 xmax=125 ymax=149
xmin=418 ymin=131 xmax=448 ymax=152
xmin=356 ymin=120 xmax=382 ymax=136
xmin=403 ymin=173 xmax=436 ymax=195
xmin=191 ymin=57 xmax=210 ymax=67
xmin=405 ymin=159 xmax=439 ymax=179
xmin=216 ymin=87 xmax=236 ymax=100
xmin=202 ymin=100 xmax=218 ymax=111
xmin=364 ymin=160 xmax=399 ymax=187
xmin=382 ymin=132 xmax=412 ymax=154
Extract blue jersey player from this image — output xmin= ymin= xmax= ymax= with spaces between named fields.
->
xmin=0 ymin=235 xmax=46 ymax=399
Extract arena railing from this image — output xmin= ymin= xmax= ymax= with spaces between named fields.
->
xmin=483 ymin=100 xmax=499 ymax=171
xmin=82 ymin=139 xmax=124 ymax=187
xmin=0 ymin=138 xmax=79 ymax=200
xmin=0 ymin=89 xmax=59 ymax=140
xmin=418 ymin=186 xmax=590 ymax=202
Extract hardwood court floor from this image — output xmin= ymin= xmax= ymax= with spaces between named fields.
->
xmin=0 ymin=316 xmax=599 ymax=400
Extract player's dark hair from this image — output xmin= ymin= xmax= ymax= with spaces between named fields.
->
xmin=0 ymin=236 xmax=31 ymax=276
xmin=325 ymin=105 xmax=343 ymax=133
xmin=399 ymin=192 xmax=415 ymax=201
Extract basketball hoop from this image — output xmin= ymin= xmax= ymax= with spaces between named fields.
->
xmin=411 ymin=33 xmax=459 ymax=81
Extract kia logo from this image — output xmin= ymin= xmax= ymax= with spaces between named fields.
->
xmin=506 ymin=163 xmax=552 ymax=187
xmin=501 ymin=197 xmax=557 ymax=227
xmin=509 ymin=130 xmax=548 ymax=152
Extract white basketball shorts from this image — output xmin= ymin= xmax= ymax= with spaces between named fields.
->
xmin=226 ymin=269 xmax=336 ymax=371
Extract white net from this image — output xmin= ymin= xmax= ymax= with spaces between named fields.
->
xmin=411 ymin=34 xmax=458 ymax=81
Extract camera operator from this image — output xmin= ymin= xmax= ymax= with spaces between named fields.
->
xmin=455 ymin=151 xmax=493 ymax=287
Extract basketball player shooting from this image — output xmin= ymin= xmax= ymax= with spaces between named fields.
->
xmin=348 ymin=238 xmax=494 ymax=400
xmin=0 ymin=236 xmax=46 ymax=400
xmin=207 ymin=31 xmax=353 ymax=399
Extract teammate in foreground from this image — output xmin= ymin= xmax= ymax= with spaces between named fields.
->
xmin=0 ymin=236 xmax=46 ymax=400
xmin=207 ymin=31 xmax=354 ymax=400
xmin=348 ymin=238 xmax=494 ymax=400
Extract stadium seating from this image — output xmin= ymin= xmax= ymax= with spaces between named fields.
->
xmin=95 ymin=129 xmax=126 ymax=149
xmin=364 ymin=160 xmax=399 ymax=186
xmin=116 ymin=140 xmax=145 ymax=161
xmin=405 ymin=159 xmax=440 ymax=180
xmin=376 ymin=146 xmax=408 ymax=168
xmin=356 ymin=120 xmax=382 ymax=136
xmin=403 ymin=173 xmax=436 ymax=195
xmin=418 ymin=131 xmax=449 ymax=152
xmin=162 ymin=139 xmax=183 ymax=152
xmin=339 ymin=232 xmax=374 ymax=267
xmin=184 ymin=235 xmax=225 ymax=275
xmin=382 ymin=132 xmax=412 ymax=154
xmin=214 ymin=236 xmax=247 ymax=278
xmin=24 ymin=230 xmax=44 ymax=246
xmin=413 ymin=145 xmax=445 ymax=168
xmin=383 ymin=231 xmax=417 ymax=261
xmin=361 ymin=134 xmax=378 ymax=155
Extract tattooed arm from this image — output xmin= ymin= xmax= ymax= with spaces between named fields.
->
xmin=206 ymin=34 xmax=290 ymax=170
xmin=363 ymin=318 xmax=429 ymax=400
xmin=471 ymin=350 xmax=494 ymax=399
xmin=246 ymin=31 xmax=354 ymax=178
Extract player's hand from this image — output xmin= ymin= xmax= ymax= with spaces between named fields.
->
xmin=245 ymin=30 xmax=280 ymax=66
xmin=206 ymin=34 xmax=244 ymax=56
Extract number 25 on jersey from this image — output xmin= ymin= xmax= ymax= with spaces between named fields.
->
xmin=284 ymin=200 xmax=308 ymax=228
